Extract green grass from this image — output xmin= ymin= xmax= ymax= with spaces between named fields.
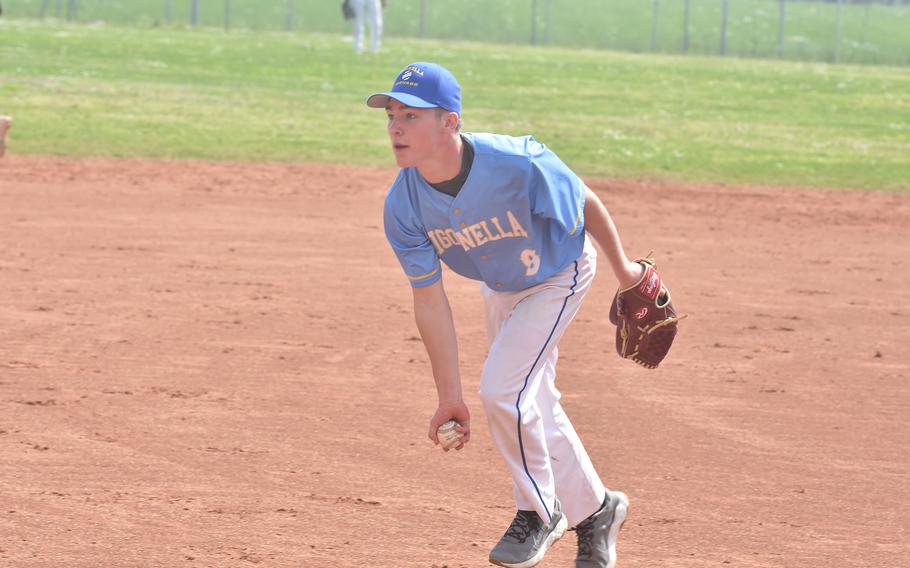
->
xmin=1 ymin=21 xmax=908 ymax=190
xmin=4 ymin=0 xmax=910 ymax=66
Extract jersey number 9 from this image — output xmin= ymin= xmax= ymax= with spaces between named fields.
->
xmin=520 ymin=249 xmax=541 ymax=277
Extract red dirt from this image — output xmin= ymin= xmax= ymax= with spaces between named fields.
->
xmin=1 ymin=156 xmax=908 ymax=568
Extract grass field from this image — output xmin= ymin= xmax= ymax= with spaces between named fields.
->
xmin=1 ymin=20 xmax=908 ymax=190
xmin=4 ymin=0 xmax=910 ymax=66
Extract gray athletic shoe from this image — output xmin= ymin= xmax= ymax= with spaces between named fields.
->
xmin=574 ymin=490 xmax=629 ymax=568
xmin=489 ymin=499 xmax=568 ymax=568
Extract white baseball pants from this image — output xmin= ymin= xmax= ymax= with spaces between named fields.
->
xmin=351 ymin=0 xmax=383 ymax=54
xmin=479 ymin=236 xmax=606 ymax=528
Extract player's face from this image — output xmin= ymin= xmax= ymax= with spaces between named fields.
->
xmin=386 ymin=100 xmax=449 ymax=169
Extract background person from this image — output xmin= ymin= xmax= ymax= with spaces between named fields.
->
xmin=0 ymin=116 xmax=12 ymax=158
xmin=350 ymin=0 xmax=385 ymax=54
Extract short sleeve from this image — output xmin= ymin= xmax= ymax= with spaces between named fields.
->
xmin=528 ymin=141 xmax=586 ymax=237
xmin=383 ymin=190 xmax=442 ymax=288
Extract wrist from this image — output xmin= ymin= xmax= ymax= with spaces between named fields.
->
xmin=618 ymin=260 xmax=644 ymax=289
xmin=437 ymin=395 xmax=464 ymax=406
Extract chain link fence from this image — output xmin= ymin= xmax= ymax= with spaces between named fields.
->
xmin=3 ymin=0 xmax=909 ymax=65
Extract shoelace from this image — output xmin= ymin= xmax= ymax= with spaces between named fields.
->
xmin=504 ymin=511 xmax=541 ymax=543
xmin=575 ymin=518 xmax=595 ymax=558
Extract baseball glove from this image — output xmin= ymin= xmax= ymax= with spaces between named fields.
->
xmin=609 ymin=254 xmax=685 ymax=369
xmin=341 ymin=0 xmax=354 ymax=20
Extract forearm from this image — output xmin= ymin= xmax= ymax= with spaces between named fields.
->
xmin=412 ymin=284 xmax=463 ymax=404
xmin=583 ymin=186 xmax=642 ymax=288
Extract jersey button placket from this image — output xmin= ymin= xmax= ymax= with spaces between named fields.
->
xmin=452 ymin=207 xmax=464 ymax=230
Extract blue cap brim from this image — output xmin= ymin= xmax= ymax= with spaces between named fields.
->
xmin=366 ymin=92 xmax=438 ymax=109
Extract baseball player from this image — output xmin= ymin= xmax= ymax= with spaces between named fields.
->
xmin=368 ymin=62 xmax=641 ymax=568
xmin=0 ymin=115 xmax=11 ymax=158
xmin=350 ymin=0 xmax=385 ymax=54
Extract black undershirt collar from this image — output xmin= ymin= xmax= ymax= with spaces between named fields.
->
xmin=428 ymin=135 xmax=474 ymax=197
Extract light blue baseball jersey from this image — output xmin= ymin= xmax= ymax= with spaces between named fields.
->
xmin=383 ymin=133 xmax=587 ymax=292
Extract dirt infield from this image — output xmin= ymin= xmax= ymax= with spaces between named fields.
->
xmin=1 ymin=156 xmax=908 ymax=568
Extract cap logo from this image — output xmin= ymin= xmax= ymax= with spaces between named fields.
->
xmin=401 ymin=70 xmax=412 ymax=81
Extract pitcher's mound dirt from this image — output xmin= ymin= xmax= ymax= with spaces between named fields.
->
xmin=1 ymin=156 xmax=908 ymax=567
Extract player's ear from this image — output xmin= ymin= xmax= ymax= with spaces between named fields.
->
xmin=445 ymin=111 xmax=459 ymax=131
xmin=439 ymin=109 xmax=458 ymax=129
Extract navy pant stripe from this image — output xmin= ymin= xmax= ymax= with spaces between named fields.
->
xmin=514 ymin=260 xmax=580 ymax=521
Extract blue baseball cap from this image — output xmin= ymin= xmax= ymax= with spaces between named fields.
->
xmin=366 ymin=62 xmax=461 ymax=115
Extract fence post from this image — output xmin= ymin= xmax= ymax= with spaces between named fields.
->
xmin=651 ymin=0 xmax=661 ymax=52
xmin=192 ymin=0 xmax=199 ymax=27
xmin=55 ymin=0 xmax=61 ymax=18
xmin=777 ymin=0 xmax=786 ymax=57
xmin=544 ymin=0 xmax=552 ymax=45
xmin=224 ymin=0 xmax=231 ymax=31
xmin=720 ymin=0 xmax=729 ymax=56
xmin=834 ymin=0 xmax=843 ymax=63
xmin=165 ymin=0 xmax=171 ymax=24
xmin=861 ymin=1 xmax=870 ymax=44
xmin=531 ymin=0 xmax=539 ymax=46
xmin=66 ymin=0 xmax=77 ymax=21
xmin=683 ymin=0 xmax=690 ymax=53
xmin=418 ymin=0 xmax=427 ymax=38
xmin=40 ymin=0 xmax=49 ymax=18
xmin=285 ymin=0 xmax=293 ymax=31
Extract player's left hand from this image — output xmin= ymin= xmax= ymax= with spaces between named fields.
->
xmin=610 ymin=254 xmax=686 ymax=369
xmin=428 ymin=400 xmax=471 ymax=451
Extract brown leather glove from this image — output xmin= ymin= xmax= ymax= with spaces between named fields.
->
xmin=609 ymin=255 xmax=685 ymax=369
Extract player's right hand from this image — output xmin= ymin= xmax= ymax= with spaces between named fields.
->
xmin=428 ymin=400 xmax=471 ymax=450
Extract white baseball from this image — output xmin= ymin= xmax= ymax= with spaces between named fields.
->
xmin=437 ymin=419 xmax=464 ymax=450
